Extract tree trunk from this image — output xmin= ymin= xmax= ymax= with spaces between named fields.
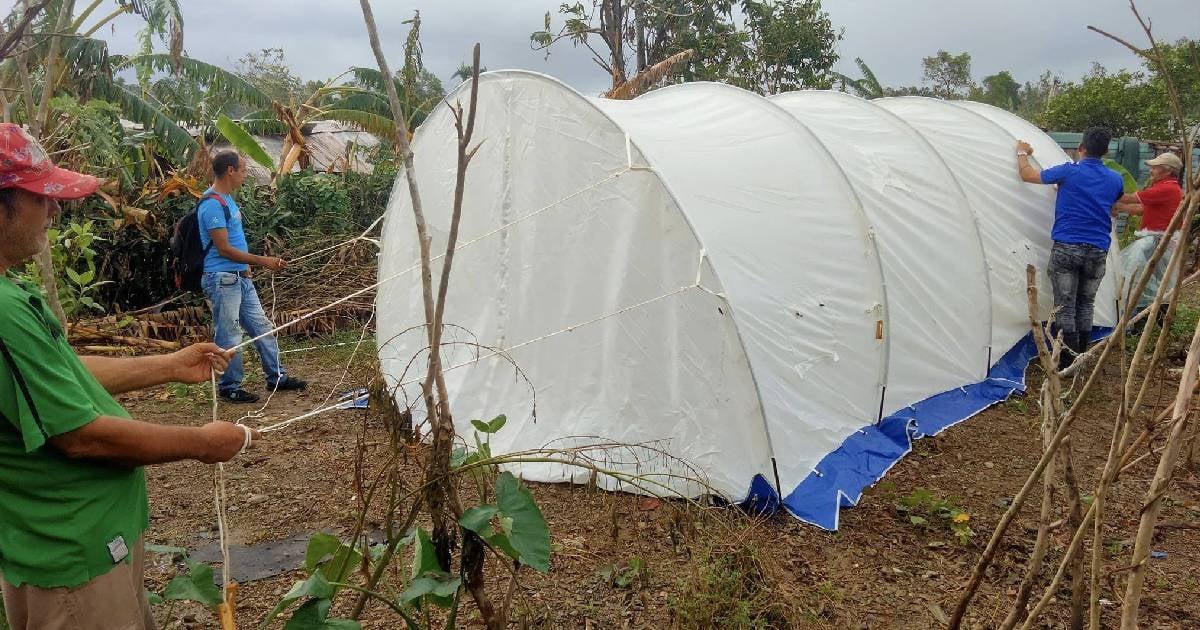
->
xmin=634 ymin=0 xmax=647 ymax=73
xmin=27 ymin=0 xmax=75 ymax=329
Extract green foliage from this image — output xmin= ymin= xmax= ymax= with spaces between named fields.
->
xmin=1039 ymin=66 xmax=1170 ymax=138
xmin=92 ymin=76 xmax=200 ymax=163
xmin=533 ymin=0 xmax=841 ymax=95
xmin=599 ymin=556 xmax=648 ymax=589
xmin=162 ymin=560 xmax=223 ymax=607
xmin=1147 ymin=39 xmax=1200 ymax=129
xmin=17 ymin=221 xmax=110 ymax=317
xmin=457 ymin=471 xmax=552 ymax=573
xmin=271 ymin=171 xmax=355 ymax=236
xmin=836 ymin=57 xmax=885 ymax=99
xmin=895 ymin=488 xmax=975 ymax=545
xmin=971 ymin=70 xmax=1021 ymax=111
xmin=305 ymin=533 xmax=365 ymax=584
xmin=922 ymin=50 xmax=973 ymax=99
xmin=216 ymin=114 xmax=276 ymax=172
xmin=44 ymin=96 xmax=140 ymax=191
xmin=235 ymin=48 xmax=308 ymax=106
xmin=347 ymin=67 xmax=442 ymax=128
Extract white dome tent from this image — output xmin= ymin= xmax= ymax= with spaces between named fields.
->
xmin=376 ymin=71 xmax=1122 ymax=530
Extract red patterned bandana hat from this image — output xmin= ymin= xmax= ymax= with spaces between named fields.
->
xmin=0 ymin=123 xmax=98 ymax=200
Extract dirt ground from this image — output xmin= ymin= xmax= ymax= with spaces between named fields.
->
xmin=123 ymin=326 xmax=1200 ymax=629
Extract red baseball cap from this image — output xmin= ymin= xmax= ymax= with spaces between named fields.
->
xmin=0 ymin=123 xmax=98 ymax=200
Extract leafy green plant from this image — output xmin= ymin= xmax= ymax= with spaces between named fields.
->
xmin=599 ymin=556 xmax=648 ymax=589
xmin=262 ymin=412 xmax=552 ymax=629
xmin=895 ymin=488 xmax=975 ymax=545
xmin=16 ymin=220 xmax=111 ymax=317
xmin=140 ymin=543 xmax=224 ymax=625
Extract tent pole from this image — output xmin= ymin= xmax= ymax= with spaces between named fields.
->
xmin=875 ymin=385 xmax=887 ymax=425
xmin=770 ymin=457 xmax=783 ymax=499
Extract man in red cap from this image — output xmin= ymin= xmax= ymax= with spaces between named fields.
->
xmin=0 ymin=123 xmax=259 ymax=629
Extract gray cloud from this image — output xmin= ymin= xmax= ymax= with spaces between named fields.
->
xmin=90 ymin=0 xmax=1199 ymax=95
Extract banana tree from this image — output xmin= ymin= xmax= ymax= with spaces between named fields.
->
xmin=214 ymin=69 xmax=417 ymax=178
xmin=0 ymin=0 xmax=181 ymax=325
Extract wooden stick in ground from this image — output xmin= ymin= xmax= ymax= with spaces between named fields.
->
xmin=353 ymin=1 xmax=440 ymax=619
xmin=948 ymin=266 xmax=1086 ymax=629
xmin=1119 ymin=301 xmax=1200 ymax=628
xmin=1019 ymin=500 xmax=1100 ymax=630
xmin=999 ymin=381 xmax=1059 ymax=630
xmin=1027 ymin=265 xmax=1086 ymax=630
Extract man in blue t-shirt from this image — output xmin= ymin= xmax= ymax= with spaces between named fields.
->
xmin=1016 ymin=127 xmax=1123 ymax=366
xmin=199 ymin=152 xmax=305 ymax=403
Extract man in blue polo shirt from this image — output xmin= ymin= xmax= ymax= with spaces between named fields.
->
xmin=199 ymin=151 xmax=306 ymax=403
xmin=1016 ymin=127 xmax=1123 ymax=366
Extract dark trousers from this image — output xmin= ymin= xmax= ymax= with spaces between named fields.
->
xmin=1048 ymin=241 xmax=1107 ymax=340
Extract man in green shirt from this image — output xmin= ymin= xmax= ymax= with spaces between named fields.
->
xmin=0 ymin=123 xmax=259 ymax=629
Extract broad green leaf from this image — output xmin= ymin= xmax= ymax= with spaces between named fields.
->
xmin=162 ymin=561 xmax=222 ymax=607
xmin=485 ymin=531 xmax=520 ymax=561
xmin=304 ymin=533 xmax=340 ymax=573
xmin=450 ymin=446 xmax=469 ymax=469
xmin=65 ymin=267 xmax=83 ymax=286
xmin=470 ymin=419 xmax=491 ymax=434
xmin=411 ymin=528 xmax=445 ymax=578
xmin=284 ymin=598 xmax=330 ymax=630
xmin=487 ymin=414 xmax=507 ymax=433
xmin=398 ymin=575 xmax=462 ymax=609
xmin=495 ymin=472 xmax=551 ymax=573
xmin=459 ymin=505 xmax=498 ymax=535
xmin=263 ymin=572 xmax=334 ymax=626
xmin=216 ymin=114 xmax=275 ymax=172
xmin=304 ymin=533 xmax=363 ymax=583
xmin=909 ymin=515 xmax=929 ymax=526
xmin=146 ymin=589 xmax=164 ymax=606
xmin=1104 ymin=158 xmax=1139 ymax=194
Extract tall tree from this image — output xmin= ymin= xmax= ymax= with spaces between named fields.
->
xmin=921 ymin=49 xmax=973 ymax=99
xmin=531 ymin=0 xmax=841 ymax=96
xmin=1015 ymin=70 xmax=1065 ymax=121
xmin=1039 ymin=65 xmax=1170 ymax=137
xmin=971 ymin=70 xmax=1021 ymax=111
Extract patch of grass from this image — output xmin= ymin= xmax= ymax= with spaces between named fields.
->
xmin=1005 ymin=395 xmax=1029 ymax=414
xmin=1125 ymin=303 xmax=1200 ymax=354
xmin=279 ymin=329 xmax=377 ymax=366
xmin=166 ymin=381 xmax=212 ymax=408
xmin=669 ymin=535 xmax=801 ymax=629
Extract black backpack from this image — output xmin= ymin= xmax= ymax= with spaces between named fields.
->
xmin=170 ymin=193 xmax=229 ymax=292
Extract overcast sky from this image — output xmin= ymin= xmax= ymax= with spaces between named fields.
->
xmin=22 ymin=0 xmax=1200 ymax=95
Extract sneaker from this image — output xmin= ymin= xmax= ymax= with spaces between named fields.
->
xmin=266 ymin=376 xmax=307 ymax=392
xmin=219 ymin=389 xmax=261 ymax=404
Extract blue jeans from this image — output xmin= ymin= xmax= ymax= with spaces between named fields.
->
xmin=201 ymin=272 xmax=285 ymax=393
